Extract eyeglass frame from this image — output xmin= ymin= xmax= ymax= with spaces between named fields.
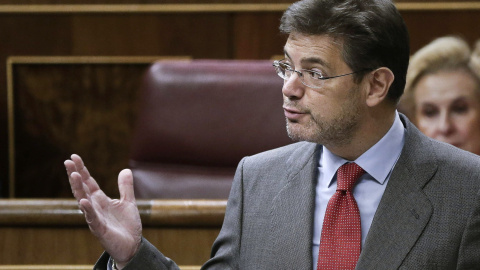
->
xmin=272 ymin=59 xmax=374 ymax=89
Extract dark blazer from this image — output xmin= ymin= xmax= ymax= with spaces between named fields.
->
xmin=96 ymin=115 xmax=480 ymax=270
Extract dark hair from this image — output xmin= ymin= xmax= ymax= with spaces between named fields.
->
xmin=280 ymin=0 xmax=410 ymax=103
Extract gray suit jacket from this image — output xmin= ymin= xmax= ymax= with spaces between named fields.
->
xmin=97 ymin=115 xmax=480 ymax=269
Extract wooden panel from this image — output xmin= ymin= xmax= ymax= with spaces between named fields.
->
xmin=0 ymin=227 xmax=218 ymax=264
xmin=0 ymin=16 xmax=73 ymax=197
xmin=7 ymin=57 xmax=188 ymax=198
xmin=0 ymin=2 xmax=480 ymax=13
xmin=70 ymin=14 xmax=230 ymax=56
xmin=0 ymin=13 xmax=231 ymax=198
xmin=0 ymin=3 xmax=479 ymax=198
xmin=0 ymin=199 xmax=225 ymax=265
xmin=232 ymin=12 xmax=285 ymax=59
xmin=402 ymin=10 xmax=480 ymax=53
xmin=0 ymin=228 xmax=104 ymax=264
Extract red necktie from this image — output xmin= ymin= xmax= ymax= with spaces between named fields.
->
xmin=317 ymin=162 xmax=365 ymax=270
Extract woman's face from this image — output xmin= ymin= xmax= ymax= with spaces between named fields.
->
xmin=414 ymin=70 xmax=480 ymax=155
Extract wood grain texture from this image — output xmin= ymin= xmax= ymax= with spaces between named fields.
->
xmin=0 ymin=199 xmax=224 ymax=265
xmin=10 ymin=60 xmax=151 ymax=198
xmin=0 ymin=3 xmax=479 ymax=197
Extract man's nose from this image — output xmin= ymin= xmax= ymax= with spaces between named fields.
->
xmin=282 ymin=71 xmax=305 ymax=99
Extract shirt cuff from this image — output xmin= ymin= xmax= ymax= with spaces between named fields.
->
xmin=107 ymin=256 xmax=114 ymax=270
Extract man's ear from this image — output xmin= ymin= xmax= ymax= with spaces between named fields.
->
xmin=364 ymin=67 xmax=394 ymax=107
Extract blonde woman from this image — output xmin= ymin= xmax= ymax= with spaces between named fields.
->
xmin=400 ymin=36 xmax=480 ymax=155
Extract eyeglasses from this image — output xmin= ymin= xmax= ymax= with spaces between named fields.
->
xmin=273 ymin=60 xmax=371 ymax=89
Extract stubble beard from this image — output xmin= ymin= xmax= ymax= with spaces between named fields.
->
xmin=286 ymin=87 xmax=362 ymax=147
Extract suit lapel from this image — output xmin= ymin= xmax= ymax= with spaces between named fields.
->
xmin=265 ymin=142 xmax=319 ymax=269
xmin=356 ymin=115 xmax=436 ymax=269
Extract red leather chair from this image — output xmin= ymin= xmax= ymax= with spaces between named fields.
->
xmin=130 ymin=60 xmax=292 ymax=199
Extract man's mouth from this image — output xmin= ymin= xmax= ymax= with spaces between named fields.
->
xmin=283 ymin=106 xmax=307 ymax=120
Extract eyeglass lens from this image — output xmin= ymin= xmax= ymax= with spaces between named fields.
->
xmin=275 ymin=61 xmax=323 ymax=88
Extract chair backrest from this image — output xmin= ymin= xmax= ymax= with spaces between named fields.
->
xmin=130 ymin=60 xmax=292 ymax=199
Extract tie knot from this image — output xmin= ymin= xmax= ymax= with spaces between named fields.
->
xmin=337 ymin=162 xmax=365 ymax=191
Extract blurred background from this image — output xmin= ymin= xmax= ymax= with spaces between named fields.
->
xmin=1 ymin=0 xmax=480 ymax=199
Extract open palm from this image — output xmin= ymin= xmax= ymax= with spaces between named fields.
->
xmin=65 ymin=154 xmax=142 ymax=267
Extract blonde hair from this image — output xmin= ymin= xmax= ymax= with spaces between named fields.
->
xmin=400 ymin=36 xmax=480 ymax=121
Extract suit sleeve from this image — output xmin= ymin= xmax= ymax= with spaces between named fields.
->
xmin=457 ymin=187 xmax=480 ymax=269
xmin=93 ymin=157 xmax=248 ymax=270
xmin=93 ymin=238 xmax=181 ymax=270
xmin=200 ymin=157 xmax=247 ymax=269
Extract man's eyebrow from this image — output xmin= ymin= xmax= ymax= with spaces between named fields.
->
xmin=301 ymin=57 xmax=329 ymax=69
xmin=283 ymin=49 xmax=330 ymax=69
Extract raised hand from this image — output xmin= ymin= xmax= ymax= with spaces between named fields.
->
xmin=65 ymin=154 xmax=142 ymax=269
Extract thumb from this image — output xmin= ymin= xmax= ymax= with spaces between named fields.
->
xmin=118 ymin=169 xmax=136 ymax=203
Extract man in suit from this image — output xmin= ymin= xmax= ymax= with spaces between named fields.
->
xmin=65 ymin=0 xmax=480 ymax=269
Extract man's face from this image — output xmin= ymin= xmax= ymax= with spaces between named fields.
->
xmin=282 ymin=33 xmax=365 ymax=147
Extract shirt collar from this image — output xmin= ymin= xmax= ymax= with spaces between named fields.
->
xmin=320 ymin=111 xmax=405 ymax=185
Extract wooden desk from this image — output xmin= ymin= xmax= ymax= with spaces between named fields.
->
xmin=0 ymin=199 xmax=225 ymax=265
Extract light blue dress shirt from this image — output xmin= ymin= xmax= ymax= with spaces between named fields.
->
xmin=312 ymin=111 xmax=406 ymax=269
